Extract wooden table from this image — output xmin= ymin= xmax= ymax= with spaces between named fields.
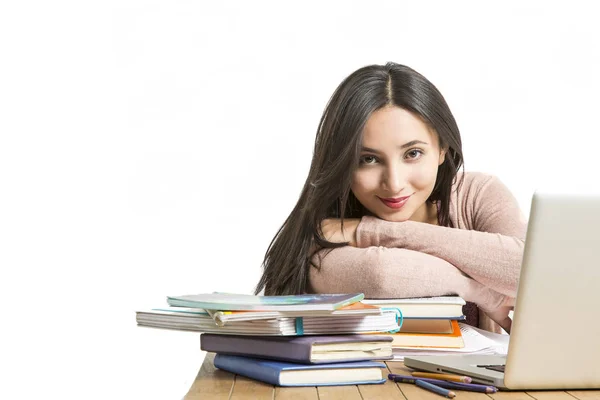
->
xmin=184 ymin=353 xmax=600 ymax=400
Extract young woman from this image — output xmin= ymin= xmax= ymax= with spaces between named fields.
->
xmin=255 ymin=62 xmax=526 ymax=333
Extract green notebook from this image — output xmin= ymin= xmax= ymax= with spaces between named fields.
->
xmin=166 ymin=292 xmax=364 ymax=311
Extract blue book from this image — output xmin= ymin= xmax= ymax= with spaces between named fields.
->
xmin=213 ymin=354 xmax=387 ymax=386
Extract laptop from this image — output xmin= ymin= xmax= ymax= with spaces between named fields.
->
xmin=404 ymin=191 xmax=600 ymax=390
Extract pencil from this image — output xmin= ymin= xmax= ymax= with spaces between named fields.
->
xmin=411 ymin=371 xmax=472 ymax=383
xmin=388 ymin=374 xmax=498 ymax=393
xmin=415 ymin=379 xmax=456 ymax=398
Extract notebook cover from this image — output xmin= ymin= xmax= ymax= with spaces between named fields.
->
xmin=362 ymin=296 xmax=465 ymax=305
xmin=201 ymin=334 xmax=393 ymax=364
xmin=399 ymin=318 xmax=455 ymax=334
xmin=362 ymin=296 xmax=466 ymax=318
xmin=167 ymin=293 xmax=364 ymax=311
xmin=389 ymin=320 xmax=465 ymax=348
xmin=213 ymin=354 xmax=387 ymax=386
xmin=402 ymin=315 xmax=466 ymax=320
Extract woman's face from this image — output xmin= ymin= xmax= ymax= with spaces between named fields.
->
xmin=351 ymin=106 xmax=446 ymax=223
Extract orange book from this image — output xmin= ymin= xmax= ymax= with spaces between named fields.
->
xmin=385 ymin=320 xmax=464 ymax=349
xmin=398 ymin=318 xmax=454 ymax=334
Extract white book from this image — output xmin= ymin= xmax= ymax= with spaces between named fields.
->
xmin=207 ymin=302 xmax=383 ymax=326
xmin=361 ymin=296 xmax=466 ymax=318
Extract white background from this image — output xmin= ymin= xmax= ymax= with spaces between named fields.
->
xmin=1 ymin=1 xmax=599 ymax=399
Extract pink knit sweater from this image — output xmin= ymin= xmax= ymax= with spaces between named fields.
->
xmin=308 ymin=172 xmax=527 ymax=333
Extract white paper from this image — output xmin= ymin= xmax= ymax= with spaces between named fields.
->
xmin=390 ymin=323 xmax=510 ymax=360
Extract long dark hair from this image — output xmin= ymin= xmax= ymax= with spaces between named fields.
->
xmin=255 ymin=62 xmax=464 ymax=295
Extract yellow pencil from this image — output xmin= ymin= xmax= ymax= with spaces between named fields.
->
xmin=411 ymin=372 xmax=472 ymax=383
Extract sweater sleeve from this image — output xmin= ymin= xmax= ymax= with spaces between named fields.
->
xmin=308 ymin=245 xmax=512 ymax=322
xmin=355 ymin=175 xmax=527 ymax=298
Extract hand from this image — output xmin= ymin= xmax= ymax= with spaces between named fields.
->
xmin=321 ymin=218 xmax=360 ymax=247
xmin=478 ymin=296 xmax=514 ymax=333
xmin=462 ymin=282 xmax=514 ymax=333
xmin=482 ymin=305 xmax=513 ymax=333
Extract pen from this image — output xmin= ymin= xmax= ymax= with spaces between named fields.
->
xmin=411 ymin=371 xmax=472 ymax=383
xmin=415 ymin=379 xmax=456 ymax=398
xmin=388 ymin=373 xmax=498 ymax=393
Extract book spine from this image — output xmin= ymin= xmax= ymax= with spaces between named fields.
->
xmin=213 ymin=354 xmax=281 ymax=385
xmin=333 ymin=293 xmax=364 ymax=309
xmin=201 ymin=335 xmax=312 ymax=363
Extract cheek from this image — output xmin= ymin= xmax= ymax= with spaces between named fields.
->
xmin=351 ymin=170 xmax=379 ymax=195
xmin=409 ymin=163 xmax=439 ymax=189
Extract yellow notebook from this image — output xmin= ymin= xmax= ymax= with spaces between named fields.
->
xmin=399 ymin=318 xmax=454 ymax=334
xmin=385 ymin=320 xmax=465 ymax=349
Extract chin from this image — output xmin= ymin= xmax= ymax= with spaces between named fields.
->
xmin=375 ymin=211 xmax=412 ymax=223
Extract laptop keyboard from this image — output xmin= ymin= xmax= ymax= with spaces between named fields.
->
xmin=477 ymin=364 xmax=506 ymax=373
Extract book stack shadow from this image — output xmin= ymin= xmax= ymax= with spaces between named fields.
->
xmin=136 ymin=292 xmax=401 ymax=386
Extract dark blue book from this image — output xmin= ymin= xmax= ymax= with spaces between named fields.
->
xmin=213 ymin=354 xmax=387 ymax=386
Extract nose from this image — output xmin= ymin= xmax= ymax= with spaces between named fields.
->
xmin=382 ymin=162 xmax=406 ymax=194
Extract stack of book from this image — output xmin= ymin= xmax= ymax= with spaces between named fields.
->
xmin=137 ymin=293 xmax=401 ymax=335
xmin=136 ymin=292 xmax=402 ymax=386
xmin=362 ymin=296 xmax=469 ymax=359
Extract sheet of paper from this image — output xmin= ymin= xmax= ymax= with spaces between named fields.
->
xmin=390 ymin=323 xmax=510 ymax=360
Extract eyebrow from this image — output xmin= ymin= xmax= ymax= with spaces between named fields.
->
xmin=361 ymin=140 xmax=429 ymax=153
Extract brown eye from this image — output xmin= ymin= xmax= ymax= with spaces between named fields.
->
xmin=360 ymin=155 xmax=378 ymax=165
xmin=405 ymin=149 xmax=424 ymax=160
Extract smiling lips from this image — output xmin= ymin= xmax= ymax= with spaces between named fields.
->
xmin=378 ymin=195 xmax=411 ymax=209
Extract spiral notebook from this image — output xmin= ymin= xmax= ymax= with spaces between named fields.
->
xmin=136 ymin=306 xmax=400 ymax=335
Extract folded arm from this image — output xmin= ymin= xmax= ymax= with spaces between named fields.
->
xmin=356 ymin=175 xmax=527 ymax=297
xmin=309 ymin=245 xmax=513 ymax=332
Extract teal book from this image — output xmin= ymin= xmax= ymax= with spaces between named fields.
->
xmin=166 ymin=292 xmax=364 ymax=311
xmin=213 ymin=354 xmax=387 ymax=386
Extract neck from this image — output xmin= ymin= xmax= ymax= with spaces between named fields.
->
xmin=410 ymin=201 xmax=439 ymax=225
